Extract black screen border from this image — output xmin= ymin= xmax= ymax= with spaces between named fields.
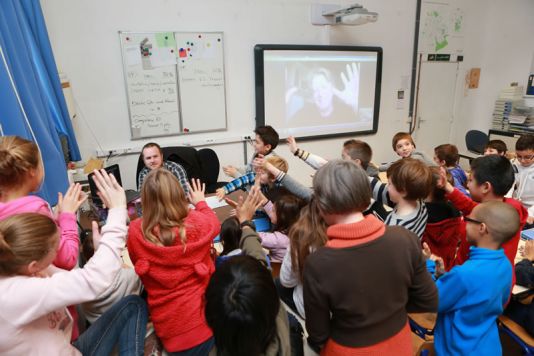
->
xmin=254 ymin=44 xmax=382 ymax=141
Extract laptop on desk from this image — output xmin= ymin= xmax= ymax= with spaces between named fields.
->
xmin=87 ymin=164 xmax=140 ymax=208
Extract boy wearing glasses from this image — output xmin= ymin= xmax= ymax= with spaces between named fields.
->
xmin=439 ymin=155 xmax=528 ymax=284
xmin=427 ymin=201 xmax=520 ymax=355
xmin=510 ymin=135 xmax=534 ymax=226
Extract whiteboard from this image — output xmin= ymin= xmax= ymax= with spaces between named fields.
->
xmin=175 ymin=32 xmax=227 ymax=132
xmin=119 ymin=31 xmax=227 ymax=139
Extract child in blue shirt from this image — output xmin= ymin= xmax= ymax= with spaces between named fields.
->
xmin=434 ymin=143 xmax=469 ymax=197
xmin=427 ymin=200 xmax=520 ymax=355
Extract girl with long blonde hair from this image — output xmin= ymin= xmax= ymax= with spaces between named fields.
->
xmin=127 ymin=169 xmax=220 ymax=355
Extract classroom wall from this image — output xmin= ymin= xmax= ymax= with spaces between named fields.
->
xmin=40 ymin=0 xmax=534 ymax=190
xmin=450 ymin=0 xmax=534 ymax=153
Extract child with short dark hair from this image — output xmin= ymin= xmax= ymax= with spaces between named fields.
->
xmin=223 ymin=125 xmax=279 ymax=178
xmin=440 ymin=155 xmax=528 ymax=285
xmin=215 ymin=217 xmax=243 ymax=267
xmin=510 ymin=134 xmax=534 ymax=225
xmin=428 ymin=201 xmax=520 ymax=355
xmin=205 ymin=256 xmax=289 ymax=356
xmin=434 ymin=143 xmax=469 ymax=196
xmin=379 ymin=132 xmax=435 ymax=171
xmin=371 ymin=158 xmax=433 ymax=238
xmin=484 ymin=139 xmax=508 ymax=156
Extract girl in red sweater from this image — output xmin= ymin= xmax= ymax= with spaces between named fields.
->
xmin=127 ymin=169 xmax=221 ymax=354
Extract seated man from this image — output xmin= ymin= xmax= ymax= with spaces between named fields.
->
xmin=137 ymin=142 xmax=189 ymax=194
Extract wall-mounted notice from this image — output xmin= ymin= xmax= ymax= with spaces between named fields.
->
xmin=175 ymin=32 xmax=227 ymax=133
xmin=119 ymin=32 xmax=227 ymax=139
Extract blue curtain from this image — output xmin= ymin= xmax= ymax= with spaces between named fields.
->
xmin=0 ymin=0 xmax=81 ymax=205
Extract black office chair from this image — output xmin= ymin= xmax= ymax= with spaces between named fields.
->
xmin=465 ymin=130 xmax=489 ymax=155
xmin=198 ymin=148 xmax=227 ymax=193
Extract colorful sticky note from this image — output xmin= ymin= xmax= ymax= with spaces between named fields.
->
xmin=179 ymin=48 xmax=187 ymax=58
xmin=155 ymin=32 xmax=176 ymax=48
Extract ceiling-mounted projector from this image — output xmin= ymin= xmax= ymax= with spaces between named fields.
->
xmin=311 ymin=3 xmax=378 ymax=26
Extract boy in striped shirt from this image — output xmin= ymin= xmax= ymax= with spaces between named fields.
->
xmin=370 ymin=158 xmax=433 ymax=238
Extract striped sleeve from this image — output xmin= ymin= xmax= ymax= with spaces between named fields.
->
xmin=385 ymin=201 xmax=428 ymax=238
xmin=369 ymin=177 xmax=394 ymax=208
xmin=223 ymin=172 xmax=256 ymax=194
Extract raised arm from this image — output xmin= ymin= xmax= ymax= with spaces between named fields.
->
xmin=287 ymin=136 xmax=328 ymax=170
xmin=53 ymin=183 xmax=88 ymax=270
xmin=0 ymin=170 xmax=127 ymax=326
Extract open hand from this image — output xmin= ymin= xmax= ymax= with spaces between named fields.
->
xmin=287 ymin=136 xmax=298 ymax=154
xmin=437 ymin=166 xmax=454 ymax=193
xmin=91 ymin=169 xmax=126 ymax=209
xmin=187 ymin=179 xmax=206 ymax=205
xmin=58 ymin=183 xmax=87 ymax=214
xmin=216 ymin=188 xmax=226 ymax=201
xmin=422 ymin=242 xmax=432 ymax=260
xmin=225 ymin=186 xmax=264 ymax=223
xmin=333 ymin=62 xmax=360 ymax=110
xmin=223 ymin=165 xmax=238 ymax=178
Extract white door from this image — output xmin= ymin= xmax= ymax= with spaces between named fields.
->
xmin=413 ymin=62 xmax=459 ymax=156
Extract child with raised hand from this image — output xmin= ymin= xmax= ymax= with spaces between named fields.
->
xmin=215 ymin=184 xmax=291 ymax=355
xmin=0 ymin=136 xmax=86 ymax=270
xmin=216 ymin=155 xmax=288 ymax=201
xmin=127 ymin=171 xmax=221 ymax=354
xmin=223 ymin=125 xmax=279 ymax=178
xmin=434 ymin=143 xmax=469 ymax=197
xmin=287 ymin=135 xmax=379 ymax=178
xmin=379 ymin=132 xmax=435 ymax=172
xmin=438 ymin=155 xmax=527 ymax=284
xmin=427 ymin=201 xmax=520 ymax=355
xmin=259 ymin=192 xmax=305 ymax=263
xmin=0 ymin=169 xmax=148 ymax=356
xmin=422 ymin=167 xmax=464 ymax=271
xmin=0 ymin=136 xmax=87 ymax=339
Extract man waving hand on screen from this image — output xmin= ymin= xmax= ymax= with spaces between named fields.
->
xmin=286 ymin=62 xmax=360 ymax=124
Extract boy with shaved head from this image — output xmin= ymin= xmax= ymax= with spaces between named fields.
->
xmin=428 ymin=201 xmax=520 ymax=355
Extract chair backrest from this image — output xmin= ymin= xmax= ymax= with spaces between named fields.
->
xmin=198 ymin=148 xmax=220 ymax=184
xmin=465 ymin=130 xmax=489 ymax=155
xmin=162 ymin=146 xmax=202 ymax=181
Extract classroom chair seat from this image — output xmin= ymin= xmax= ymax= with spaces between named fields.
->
xmin=498 ymin=315 xmax=534 ymax=355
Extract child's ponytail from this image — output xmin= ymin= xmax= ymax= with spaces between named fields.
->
xmin=0 ymin=213 xmax=58 ymax=276
xmin=0 ymin=136 xmax=40 ymax=193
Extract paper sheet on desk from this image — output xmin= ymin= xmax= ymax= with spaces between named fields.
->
xmin=189 ymin=196 xmax=228 ymax=210
xmin=205 ymin=196 xmax=228 ymax=209
xmin=513 ymin=284 xmax=529 ymax=295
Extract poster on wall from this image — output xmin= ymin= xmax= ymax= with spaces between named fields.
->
xmin=419 ymin=0 xmax=465 ymax=56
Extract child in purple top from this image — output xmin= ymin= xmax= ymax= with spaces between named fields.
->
xmin=260 ymin=193 xmax=305 ymax=262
